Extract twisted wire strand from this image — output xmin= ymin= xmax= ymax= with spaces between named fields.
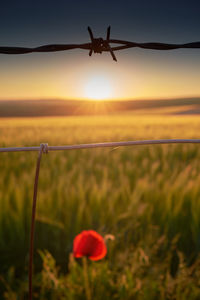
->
xmin=108 ymin=40 xmax=200 ymax=51
xmin=1 ymin=41 xmax=200 ymax=55
xmin=0 ymin=43 xmax=91 ymax=54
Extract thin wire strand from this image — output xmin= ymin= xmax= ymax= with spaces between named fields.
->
xmin=29 ymin=144 xmax=44 ymax=300
xmin=1 ymin=139 xmax=200 ymax=153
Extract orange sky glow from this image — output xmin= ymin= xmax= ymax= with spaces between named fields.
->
xmin=0 ymin=50 xmax=200 ymax=101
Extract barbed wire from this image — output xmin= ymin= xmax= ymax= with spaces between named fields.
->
xmin=0 ymin=26 xmax=200 ymax=61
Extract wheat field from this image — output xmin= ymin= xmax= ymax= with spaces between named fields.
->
xmin=1 ymin=113 xmax=200 ymax=299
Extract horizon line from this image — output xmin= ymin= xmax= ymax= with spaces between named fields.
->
xmin=0 ymin=95 xmax=200 ymax=102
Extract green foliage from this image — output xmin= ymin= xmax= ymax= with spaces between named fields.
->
xmin=1 ymin=114 xmax=200 ymax=299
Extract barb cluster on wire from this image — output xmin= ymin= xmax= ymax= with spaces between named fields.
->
xmin=0 ymin=26 xmax=200 ymax=61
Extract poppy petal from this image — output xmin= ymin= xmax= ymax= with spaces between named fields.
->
xmin=73 ymin=230 xmax=107 ymax=261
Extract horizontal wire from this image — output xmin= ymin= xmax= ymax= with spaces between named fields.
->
xmin=0 ymin=41 xmax=200 ymax=55
xmin=0 ymin=43 xmax=91 ymax=54
xmin=1 ymin=25 xmax=199 ymax=62
xmin=1 ymin=139 xmax=200 ymax=153
xmin=109 ymin=40 xmax=200 ymax=51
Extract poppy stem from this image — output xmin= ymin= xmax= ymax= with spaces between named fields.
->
xmin=82 ymin=257 xmax=92 ymax=300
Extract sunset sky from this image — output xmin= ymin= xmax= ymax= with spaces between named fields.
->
xmin=0 ymin=0 xmax=200 ymax=100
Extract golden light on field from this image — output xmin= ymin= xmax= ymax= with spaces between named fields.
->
xmin=84 ymin=75 xmax=113 ymax=100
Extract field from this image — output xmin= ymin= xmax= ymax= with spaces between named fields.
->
xmin=0 ymin=97 xmax=200 ymax=117
xmin=1 ymin=113 xmax=200 ymax=299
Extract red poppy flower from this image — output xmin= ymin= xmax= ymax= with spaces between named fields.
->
xmin=73 ymin=230 xmax=107 ymax=261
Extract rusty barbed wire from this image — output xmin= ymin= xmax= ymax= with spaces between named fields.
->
xmin=0 ymin=26 xmax=200 ymax=61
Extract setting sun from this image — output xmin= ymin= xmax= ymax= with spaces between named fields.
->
xmin=84 ymin=75 xmax=113 ymax=100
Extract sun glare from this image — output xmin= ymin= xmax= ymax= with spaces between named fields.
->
xmin=84 ymin=75 xmax=113 ymax=100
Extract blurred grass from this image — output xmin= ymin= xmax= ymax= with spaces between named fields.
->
xmin=1 ymin=114 xmax=200 ymax=299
